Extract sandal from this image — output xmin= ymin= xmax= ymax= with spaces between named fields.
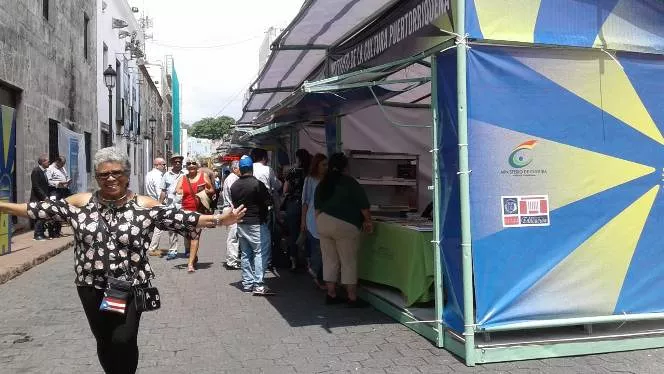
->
xmin=187 ymin=264 xmax=196 ymax=273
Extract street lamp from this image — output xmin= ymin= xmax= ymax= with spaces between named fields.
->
xmin=164 ymin=130 xmax=172 ymax=167
xmin=103 ymin=65 xmax=117 ymax=142
xmin=149 ymin=116 xmax=156 ymax=162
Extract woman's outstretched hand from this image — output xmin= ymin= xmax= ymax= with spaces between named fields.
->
xmin=223 ymin=204 xmax=246 ymax=225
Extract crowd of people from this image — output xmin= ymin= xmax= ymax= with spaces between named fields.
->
xmin=141 ymin=146 xmax=375 ymax=304
xmin=17 ymin=146 xmax=374 ymax=373
xmin=218 ymin=148 xmax=373 ymax=306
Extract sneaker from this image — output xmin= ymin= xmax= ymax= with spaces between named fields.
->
xmin=33 ymin=236 xmax=47 ymax=241
xmin=242 ymin=286 xmax=254 ymax=293
xmin=252 ymin=286 xmax=275 ymax=296
xmin=165 ymin=252 xmax=178 ymax=261
xmin=223 ymin=262 xmax=241 ymax=270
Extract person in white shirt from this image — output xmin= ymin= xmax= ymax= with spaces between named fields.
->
xmin=221 ymin=160 xmax=240 ymax=269
xmin=250 ymin=148 xmax=283 ymax=269
xmin=145 ymin=158 xmax=166 ymax=255
xmin=158 ymin=154 xmax=185 ymax=260
xmin=250 ymin=148 xmax=282 ymax=196
xmin=45 ymin=156 xmax=71 ymax=238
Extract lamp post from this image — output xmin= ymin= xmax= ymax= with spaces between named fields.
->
xmin=103 ymin=65 xmax=117 ymax=144
xmin=149 ymin=116 xmax=156 ymax=162
xmin=165 ymin=131 xmax=172 ymax=167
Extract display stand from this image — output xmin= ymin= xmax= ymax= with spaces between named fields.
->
xmin=347 ymin=151 xmax=419 ymax=213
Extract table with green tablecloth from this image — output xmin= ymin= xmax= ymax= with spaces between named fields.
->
xmin=358 ymin=221 xmax=434 ymax=306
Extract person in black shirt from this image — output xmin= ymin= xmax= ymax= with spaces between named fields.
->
xmin=283 ymin=148 xmax=311 ymax=271
xmin=230 ymin=155 xmax=275 ymax=295
xmin=30 ymin=154 xmax=51 ymax=240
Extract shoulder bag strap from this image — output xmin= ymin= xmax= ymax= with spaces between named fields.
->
xmin=93 ymin=192 xmax=135 ymax=282
xmin=184 ymin=174 xmax=200 ymax=211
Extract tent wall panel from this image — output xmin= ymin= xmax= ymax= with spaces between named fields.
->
xmin=465 ymin=44 xmax=664 ymax=330
xmin=435 ymin=49 xmax=464 ymax=334
xmin=341 ymin=105 xmax=433 ymax=214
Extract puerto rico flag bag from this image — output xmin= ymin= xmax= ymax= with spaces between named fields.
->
xmin=100 ymin=276 xmax=132 ymax=314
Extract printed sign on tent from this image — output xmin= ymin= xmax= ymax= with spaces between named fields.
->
xmin=501 ymin=195 xmax=550 ymax=228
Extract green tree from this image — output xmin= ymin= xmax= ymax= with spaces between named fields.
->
xmin=188 ymin=116 xmax=235 ymax=139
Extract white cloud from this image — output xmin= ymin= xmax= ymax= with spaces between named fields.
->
xmin=130 ymin=0 xmax=304 ymax=123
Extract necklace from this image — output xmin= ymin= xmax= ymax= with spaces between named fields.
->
xmin=99 ymin=192 xmax=128 ymax=203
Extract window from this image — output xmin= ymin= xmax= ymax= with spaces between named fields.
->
xmin=48 ymin=119 xmax=59 ymax=163
xmin=102 ymin=44 xmax=108 ymax=69
xmin=101 ymin=129 xmax=112 ymax=148
xmin=43 ymin=0 xmax=49 ymax=20
xmin=84 ymin=14 xmax=90 ymax=60
xmin=84 ymin=132 xmax=91 ymax=172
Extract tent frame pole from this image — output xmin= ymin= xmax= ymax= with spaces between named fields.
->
xmin=430 ymin=54 xmax=445 ymax=349
xmin=455 ymin=0 xmax=476 ymax=366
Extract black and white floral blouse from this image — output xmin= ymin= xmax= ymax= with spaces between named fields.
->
xmin=27 ymin=194 xmax=201 ymax=288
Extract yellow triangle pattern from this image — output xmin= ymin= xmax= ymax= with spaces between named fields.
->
xmin=473 ymin=0 xmax=542 ymax=43
xmin=547 ymin=138 xmax=656 ymax=211
xmin=592 ymin=0 xmax=661 ymax=52
xmin=1 ymin=106 xmax=13 ymax=165
xmin=509 ymin=185 xmax=660 ymax=317
xmin=599 ymin=55 xmax=664 ymax=145
xmin=515 ymin=52 xmax=664 ymax=145
xmin=477 ymin=123 xmax=656 ymax=212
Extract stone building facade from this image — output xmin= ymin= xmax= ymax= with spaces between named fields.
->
xmin=138 ymin=64 xmax=164 ymax=165
xmin=0 ymin=0 xmax=97 ymax=214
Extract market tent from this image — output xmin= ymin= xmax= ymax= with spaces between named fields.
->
xmin=239 ymin=0 xmax=403 ymax=124
xmin=236 ymin=0 xmax=664 ymax=366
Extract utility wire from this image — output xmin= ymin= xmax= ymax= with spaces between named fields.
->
xmin=149 ymin=35 xmax=262 ymax=49
xmin=212 ymin=85 xmax=248 ymax=118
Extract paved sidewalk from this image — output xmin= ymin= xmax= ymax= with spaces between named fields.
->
xmin=0 ymin=227 xmax=74 ymax=285
xmin=1 ymin=227 xmax=664 ymax=373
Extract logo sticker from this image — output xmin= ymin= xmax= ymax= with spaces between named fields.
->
xmin=502 ymin=195 xmax=550 ymax=228
xmin=508 ymin=140 xmax=537 ymax=168
xmin=500 ymin=139 xmax=547 ymax=177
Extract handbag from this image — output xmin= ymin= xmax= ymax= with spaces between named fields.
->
xmin=100 ymin=276 xmax=132 ymax=315
xmin=133 ymin=281 xmax=161 ymax=312
xmin=185 ymin=174 xmax=212 ymax=214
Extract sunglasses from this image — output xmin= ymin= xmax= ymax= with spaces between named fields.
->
xmin=186 ymin=162 xmax=198 ymax=166
xmin=96 ymin=170 xmax=126 ymax=180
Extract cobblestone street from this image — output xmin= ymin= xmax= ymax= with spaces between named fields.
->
xmin=1 ymin=228 xmax=664 ymax=373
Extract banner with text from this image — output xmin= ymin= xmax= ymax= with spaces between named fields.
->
xmin=467 ymin=45 xmax=664 ymax=329
xmin=330 ymin=0 xmax=454 ymax=76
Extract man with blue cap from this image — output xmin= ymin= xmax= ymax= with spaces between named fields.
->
xmin=229 ymin=155 xmax=275 ymax=295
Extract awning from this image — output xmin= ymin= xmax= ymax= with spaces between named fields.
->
xmin=238 ymin=0 xmax=402 ymax=124
xmin=238 ymin=122 xmax=299 ymax=142
xmin=249 ymin=41 xmax=450 ymax=127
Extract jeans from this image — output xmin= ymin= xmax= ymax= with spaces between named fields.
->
xmin=237 ymin=223 xmax=271 ymax=290
xmin=226 ymin=223 xmax=240 ymax=266
xmin=307 ymin=231 xmax=323 ymax=283
xmin=284 ymin=199 xmax=302 ymax=260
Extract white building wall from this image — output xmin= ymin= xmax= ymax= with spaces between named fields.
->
xmin=97 ymin=0 xmax=146 ymax=192
xmin=186 ymin=137 xmax=213 ymax=159
xmin=181 ymin=128 xmax=188 ymax=158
